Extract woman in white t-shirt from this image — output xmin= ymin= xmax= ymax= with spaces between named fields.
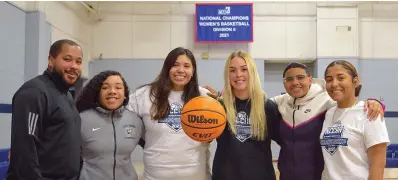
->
xmin=320 ymin=60 xmax=390 ymax=180
xmin=127 ymin=47 xmax=211 ymax=180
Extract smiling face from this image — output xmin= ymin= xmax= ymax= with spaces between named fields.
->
xmin=283 ymin=68 xmax=312 ymax=98
xmin=98 ymin=75 xmax=126 ymax=110
xmin=229 ymin=56 xmax=249 ymax=95
xmin=48 ymin=44 xmax=82 ymax=86
xmin=169 ymin=54 xmax=194 ymax=91
xmin=325 ymin=65 xmax=359 ymax=103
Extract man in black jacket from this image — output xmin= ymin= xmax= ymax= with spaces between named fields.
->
xmin=6 ymin=39 xmax=83 ymax=180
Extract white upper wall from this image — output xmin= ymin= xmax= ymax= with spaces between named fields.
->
xmin=9 ymin=1 xmax=95 ymax=77
xmin=10 ymin=1 xmax=398 ymax=61
xmin=359 ymin=3 xmax=398 ymax=59
xmin=317 ymin=6 xmax=359 ymax=57
xmin=91 ymin=2 xmax=317 ymax=60
xmin=91 ymin=1 xmax=398 ymax=60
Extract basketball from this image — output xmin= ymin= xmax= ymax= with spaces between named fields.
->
xmin=181 ymin=96 xmax=226 ymax=142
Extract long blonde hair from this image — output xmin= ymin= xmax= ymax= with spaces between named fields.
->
xmin=222 ymin=50 xmax=267 ymax=140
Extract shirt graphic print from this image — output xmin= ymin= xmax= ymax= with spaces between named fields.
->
xmin=235 ymin=111 xmax=252 ymax=142
xmin=158 ymin=102 xmax=183 ymax=132
xmin=320 ymin=121 xmax=348 ymax=155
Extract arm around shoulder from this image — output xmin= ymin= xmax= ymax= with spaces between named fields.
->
xmin=127 ymin=86 xmax=150 ymax=115
xmin=270 ymin=94 xmax=284 ymax=107
xmin=127 ymin=91 xmax=140 ymax=114
xmin=265 ymin=99 xmax=282 ymax=144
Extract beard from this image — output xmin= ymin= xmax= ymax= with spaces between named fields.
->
xmin=52 ymin=65 xmax=81 ymax=88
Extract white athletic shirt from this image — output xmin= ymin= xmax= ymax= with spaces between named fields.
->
xmin=128 ymin=86 xmax=211 ymax=180
xmin=320 ymin=101 xmax=390 ymax=180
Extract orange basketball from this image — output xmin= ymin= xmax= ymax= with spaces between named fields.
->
xmin=181 ymin=96 xmax=226 ymax=142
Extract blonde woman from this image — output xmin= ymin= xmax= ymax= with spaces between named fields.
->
xmin=211 ymin=50 xmax=280 ymax=180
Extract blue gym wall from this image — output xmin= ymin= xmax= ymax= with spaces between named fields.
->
xmin=0 ymin=2 xmax=26 ymax=150
xmin=0 ymin=2 xmax=51 ymax=150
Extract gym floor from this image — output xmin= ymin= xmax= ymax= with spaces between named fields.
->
xmin=132 ymin=161 xmax=398 ymax=180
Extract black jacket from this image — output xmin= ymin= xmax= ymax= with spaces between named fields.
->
xmin=6 ymin=70 xmax=81 ymax=180
xmin=212 ymin=97 xmax=281 ymax=180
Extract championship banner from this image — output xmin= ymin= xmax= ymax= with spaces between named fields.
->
xmin=195 ymin=3 xmax=253 ymax=43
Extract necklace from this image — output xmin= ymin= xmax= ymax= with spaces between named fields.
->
xmin=332 ymin=101 xmax=357 ymax=124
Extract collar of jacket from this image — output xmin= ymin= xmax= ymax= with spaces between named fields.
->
xmin=43 ymin=69 xmax=73 ymax=93
xmin=94 ymin=105 xmax=125 ymax=119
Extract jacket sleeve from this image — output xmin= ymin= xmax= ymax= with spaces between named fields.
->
xmin=270 ymin=93 xmax=286 ymax=107
xmin=265 ymin=99 xmax=282 ymax=145
xmin=10 ymin=88 xmax=46 ymax=179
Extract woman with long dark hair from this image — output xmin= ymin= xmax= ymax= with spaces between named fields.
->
xmin=76 ymin=70 xmax=143 ymax=180
xmin=128 ymin=47 xmax=211 ymax=180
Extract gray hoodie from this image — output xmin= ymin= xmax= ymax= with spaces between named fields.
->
xmin=79 ymin=106 xmax=143 ymax=180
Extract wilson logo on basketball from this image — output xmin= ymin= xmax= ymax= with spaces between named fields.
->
xmin=188 ymin=115 xmax=218 ymax=124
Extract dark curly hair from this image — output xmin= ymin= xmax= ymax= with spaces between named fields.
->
xmin=76 ymin=70 xmax=130 ymax=112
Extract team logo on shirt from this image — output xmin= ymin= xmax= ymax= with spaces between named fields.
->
xmin=320 ymin=122 xmax=348 ymax=155
xmin=158 ymin=102 xmax=183 ymax=132
xmin=235 ymin=111 xmax=252 ymax=142
xmin=123 ymin=124 xmax=136 ymax=139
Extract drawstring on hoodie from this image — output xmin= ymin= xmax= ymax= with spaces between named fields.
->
xmin=292 ymin=98 xmax=297 ymax=174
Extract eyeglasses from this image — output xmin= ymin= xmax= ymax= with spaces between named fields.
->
xmin=283 ymin=75 xmax=308 ymax=83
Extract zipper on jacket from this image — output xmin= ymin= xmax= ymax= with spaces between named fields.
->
xmin=292 ymin=98 xmax=299 ymax=177
xmin=111 ymin=111 xmax=117 ymax=180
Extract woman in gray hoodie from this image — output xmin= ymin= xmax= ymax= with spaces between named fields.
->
xmin=76 ymin=70 xmax=144 ymax=180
